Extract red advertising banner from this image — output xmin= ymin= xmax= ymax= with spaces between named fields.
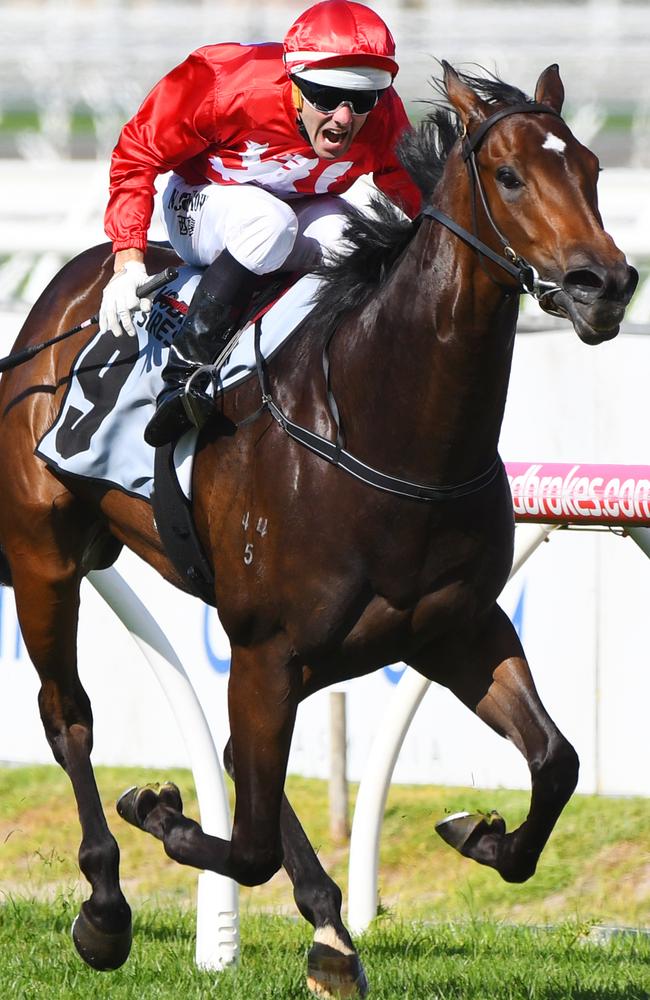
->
xmin=505 ymin=462 xmax=650 ymax=526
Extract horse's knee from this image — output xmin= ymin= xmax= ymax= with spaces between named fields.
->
xmin=38 ymin=682 xmax=93 ymax=768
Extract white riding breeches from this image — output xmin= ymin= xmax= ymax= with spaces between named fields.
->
xmin=161 ymin=174 xmax=350 ymax=274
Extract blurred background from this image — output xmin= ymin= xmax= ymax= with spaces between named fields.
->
xmin=1 ymin=0 xmax=649 ymax=332
xmin=1 ymin=0 xmax=649 ymax=162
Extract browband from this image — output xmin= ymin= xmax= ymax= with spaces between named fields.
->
xmin=462 ymin=102 xmax=563 ymax=160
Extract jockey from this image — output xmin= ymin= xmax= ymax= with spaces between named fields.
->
xmin=100 ymin=0 xmax=422 ymax=447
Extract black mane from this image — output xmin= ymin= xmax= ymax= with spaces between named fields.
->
xmin=308 ymin=67 xmax=533 ymax=337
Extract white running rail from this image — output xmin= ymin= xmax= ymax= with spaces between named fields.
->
xmin=88 ymin=566 xmax=239 ymax=971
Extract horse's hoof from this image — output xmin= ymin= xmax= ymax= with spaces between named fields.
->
xmin=307 ymin=941 xmax=368 ymax=999
xmin=71 ymin=903 xmax=132 ymax=971
xmin=116 ymin=784 xmax=160 ymax=829
xmin=158 ymin=781 xmax=183 ymax=812
xmin=435 ymin=809 xmax=505 ymax=854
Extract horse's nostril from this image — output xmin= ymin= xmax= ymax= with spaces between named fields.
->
xmin=626 ymin=265 xmax=640 ymax=299
xmin=564 ymin=268 xmax=604 ymax=294
xmin=563 ymin=263 xmax=638 ymax=306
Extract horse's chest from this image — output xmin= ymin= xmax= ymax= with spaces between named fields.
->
xmin=340 ymin=534 xmax=507 ymax=651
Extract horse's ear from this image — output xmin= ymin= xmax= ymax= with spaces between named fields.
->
xmin=443 ymin=61 xmax=490 ymax=130
xmin=534 ymin=64 xmax=565 ymax=113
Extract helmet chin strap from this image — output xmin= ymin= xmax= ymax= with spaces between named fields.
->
xmin=291 ymin=80 xmax=304 ymax=113
xmin=292 ymin=80 xmax=314 ymax=147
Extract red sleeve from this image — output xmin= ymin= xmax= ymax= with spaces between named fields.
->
xmin=104 ymin=50 xmax=219 ymax=252
xmin=371 ymin=91 xmax=422 ymax=220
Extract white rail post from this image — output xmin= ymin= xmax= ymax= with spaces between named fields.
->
xmin=87 ymin=566 xmax=239 ymax=970
xmin=329 ymin=691 xmax=350 ymax=841
xmin=346 ymin=523 xmax=557 ymax=934
xmin=347 ymin=666 xmax=431 ymax=934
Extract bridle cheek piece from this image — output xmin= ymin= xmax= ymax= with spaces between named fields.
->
xmin=422 ymin=101 xmax=565 ymax=303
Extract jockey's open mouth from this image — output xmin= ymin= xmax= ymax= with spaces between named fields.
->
xmin=320 ymin=125 xmax=353 ymax=153
xmin=306 ymin=106 xmax=367 ymax=159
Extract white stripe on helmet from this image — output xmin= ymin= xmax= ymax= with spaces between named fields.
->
xmin=292 ymin=66 xmax=393 ymax=90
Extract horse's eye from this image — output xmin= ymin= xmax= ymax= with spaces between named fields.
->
xmin=496 ymin=167 xmax=522 ymax=190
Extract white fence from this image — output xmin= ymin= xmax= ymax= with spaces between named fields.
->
xmin=1 ymin=375 xmax=649 ymax=798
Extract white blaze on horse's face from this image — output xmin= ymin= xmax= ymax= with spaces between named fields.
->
xmin=542 ymin=132 xmax=567 ymax=155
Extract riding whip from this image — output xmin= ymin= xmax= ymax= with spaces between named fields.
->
xmin=0 ymin=266 xmax=179 ymax=374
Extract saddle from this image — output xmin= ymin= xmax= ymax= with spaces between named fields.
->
xmin=36 ymin=266 xmax=322 ymax=603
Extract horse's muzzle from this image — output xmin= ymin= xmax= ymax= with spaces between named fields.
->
xmin=562 ymin=261 xmax=639 ymax=307
xmin=554 ymin=259 xmax=639 ymax=344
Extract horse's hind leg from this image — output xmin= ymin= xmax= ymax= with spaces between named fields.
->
xmin=412 ymin=603 xmax=579 ymax=884
xmin=8 ymin=539 xmax=132 ymax=969
xmin=223 ymin=739 xmax=368 ymax=1000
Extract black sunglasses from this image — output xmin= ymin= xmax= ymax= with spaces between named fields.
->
xmin=294 ymin=78 xmax=383 ymax=116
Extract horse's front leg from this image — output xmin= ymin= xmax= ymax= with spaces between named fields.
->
xmin=412 ymin=603 xmax=579 ymax=883
xmin=118 ymin=639 xmax=298 ymax=886
xmin=223 ymin=738 xmax=368 ymax=1000
xmin=9 ymin=552 xmax=132 ymax=970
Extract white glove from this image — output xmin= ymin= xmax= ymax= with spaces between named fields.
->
xmin=99 ymin=260 xmax=152 ymax=337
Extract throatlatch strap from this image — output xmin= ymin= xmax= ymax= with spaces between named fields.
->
xmin=419 ymin=205 xmax=531 ymax=287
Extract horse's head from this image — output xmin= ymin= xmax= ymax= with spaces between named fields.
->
xmin=442 ymin=63 xmax=638 ymax=344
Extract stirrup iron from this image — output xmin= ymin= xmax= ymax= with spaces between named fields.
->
xmin=181 ymin=364 xmax=216 ymax=428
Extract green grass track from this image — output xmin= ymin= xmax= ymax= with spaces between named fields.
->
xmin=0 ymin=899 xmax=648 ymax=999
xmin=1 ymin=765 xmax=648 ymax=996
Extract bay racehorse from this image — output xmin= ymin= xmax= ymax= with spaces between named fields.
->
xmin=0 ymin=64 xmax=637 ymax=997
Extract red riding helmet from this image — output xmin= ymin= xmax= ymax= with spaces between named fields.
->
xmin=283 ymin=0 xmax=399 ymax=86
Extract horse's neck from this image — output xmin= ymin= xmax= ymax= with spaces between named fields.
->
xmin=335 ymin=181 xmax=520 ymax=484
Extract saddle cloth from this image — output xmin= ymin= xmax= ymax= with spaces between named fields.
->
xmin=36 ymin=267 xmax=323 ymax=500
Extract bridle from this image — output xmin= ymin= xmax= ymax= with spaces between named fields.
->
xmin=421 ymin=101 xmax=565 ymax=303
xmin=246 ymin=103 xmax=571 ymax=503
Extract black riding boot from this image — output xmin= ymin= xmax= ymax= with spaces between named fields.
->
xmin=144 ymin=250 xmax=254 ymax=447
